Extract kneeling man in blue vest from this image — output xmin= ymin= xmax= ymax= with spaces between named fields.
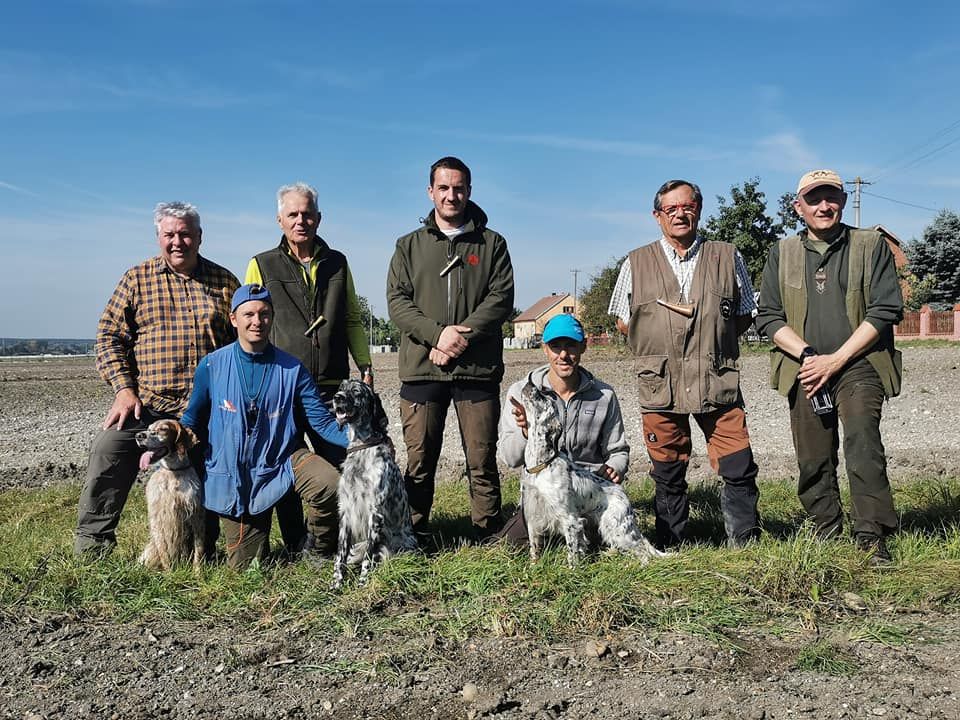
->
xmin=181 ymin=283 xmax=348 ymax=569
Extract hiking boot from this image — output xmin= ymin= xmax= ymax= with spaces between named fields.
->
xmin=855 ymin=534 xmax=892 ymax=566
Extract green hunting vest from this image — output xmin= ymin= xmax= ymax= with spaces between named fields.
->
xmin=769 ymin=229 xmax=902 ymax=398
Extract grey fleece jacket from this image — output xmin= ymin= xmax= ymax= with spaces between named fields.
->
xmin=498 ymin=365 xmax=630 ymax=479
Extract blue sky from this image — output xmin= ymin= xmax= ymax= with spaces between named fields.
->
xmin=3 ymin=0 xmax=959 ymax=338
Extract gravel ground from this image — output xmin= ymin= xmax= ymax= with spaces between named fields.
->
xmin=2 ymin=346 xmax=959 ymax=489
xmin=1 ymin=347 xmax=959 ymax=719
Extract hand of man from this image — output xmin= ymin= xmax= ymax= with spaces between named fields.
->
xmin=362 ymin=367 xmax=374 ymax=390
xmin=508 ymin=396 xmax=528 ymax=438
xmin=798 ymin=353 xmax=843 ymax=396
xmin=436 ymin=325 xmax=471 ymax=358
xmin=599 ymin=464 xmax=622 ymax=484
xmin=429 ymin=347 xmax=454 ymax=366
xmin=102 ymin=387 xmax=142 ymax=431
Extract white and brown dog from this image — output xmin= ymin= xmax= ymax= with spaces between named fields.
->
xmin=135 ymin=419 xmax=205 ymax=570
xmin=331 ymin=379 xmax=417 ymax=588
xmin=518 ymin=380 xmax=666 ymax=566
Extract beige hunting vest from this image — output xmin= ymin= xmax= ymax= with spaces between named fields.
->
xmin=627 ymin=241 xmax=742 ymax=414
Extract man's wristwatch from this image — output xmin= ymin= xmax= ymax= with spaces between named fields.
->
xmin=800 ymin=346 xmax=817 ymax=359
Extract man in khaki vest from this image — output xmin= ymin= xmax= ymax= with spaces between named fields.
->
xmin=756 ymin=169 xmax=903 ymax=565
xmin=608 ymin=180 xmax=760 ymax=549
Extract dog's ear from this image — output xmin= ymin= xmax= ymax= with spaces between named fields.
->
xmin=181 ymin=425 xmax=199 ymax=451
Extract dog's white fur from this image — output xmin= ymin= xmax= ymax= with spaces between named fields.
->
xmin=331 ymin=379 xmax=417 ymax=588
xmin=135 ymin=419 xmax=205 ymax=570
xmin=518 ymin=381 xmax=665 ymax=566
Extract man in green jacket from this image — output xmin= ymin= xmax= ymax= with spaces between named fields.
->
xmin=756 ymin=169 xmax=904 ymax=565
xmin=245 ymin=182 xmax=372 ymax=557
xmin=386 ymin=156 xmax=515 ymax=541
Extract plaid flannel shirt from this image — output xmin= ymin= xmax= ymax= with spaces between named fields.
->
xmin=95 ymin=255 xmax=240 ymax=415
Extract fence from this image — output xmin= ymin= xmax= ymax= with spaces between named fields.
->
xmin=894 ymin=305 xmax=960 ymax=340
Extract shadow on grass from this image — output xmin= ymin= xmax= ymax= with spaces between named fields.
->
xmin=898 ymin=480 xmax=960 ymax=536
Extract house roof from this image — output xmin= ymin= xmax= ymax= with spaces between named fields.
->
xmin=872 ymin=224 xmax=902 ymax=246
xmin=513 ymin=293 xmax=572 ymax=322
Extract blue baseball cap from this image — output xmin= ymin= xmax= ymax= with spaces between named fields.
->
xmin=231 ymin=283 xmax=273 ymax=312
xmin=542 ymin=314 xmax=585 ymax=343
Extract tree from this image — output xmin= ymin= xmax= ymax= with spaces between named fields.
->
xmin=357 ymin=295 xmax=399 ymax=346
xmin=777 ymin=192 xmax=801 ymax=233
xmin=904 ymin=209 xmax=960 ymax=308
xmin=577 ymin=256 xmax=626 ymax=339
xmin=897 ymin=266 xmax=938 ymax=311
xmin=699 ymin=178 xmax=785 ymax=284
xmin=502 ymin=307 xmax=521 ymax=338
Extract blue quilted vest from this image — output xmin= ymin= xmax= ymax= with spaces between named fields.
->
xmin=202 ymin=343 xmax=304 ymax=516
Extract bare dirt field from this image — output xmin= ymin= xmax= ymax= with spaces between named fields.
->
xmin=1 ymin=347 xmax=959 ymax=719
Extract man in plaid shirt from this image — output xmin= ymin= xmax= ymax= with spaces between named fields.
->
xmin=75 ymin=201 xmax=240 ymax=555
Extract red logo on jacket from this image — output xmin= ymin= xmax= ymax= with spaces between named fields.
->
xmin=466 ymin=254 xmax=480 ymax=266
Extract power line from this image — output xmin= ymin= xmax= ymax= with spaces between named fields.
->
xmin=861 ymin=190 xmax=938 ymax=212
xmin=867 ymin=116 xmax=960 ymax=181
xmin=889 ymin=135 xmax=960 ymax=177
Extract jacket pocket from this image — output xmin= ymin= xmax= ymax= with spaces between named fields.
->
xmin=706 ymin=354 xmax=740 ymax=407
xmin=636 ymin=355 xmax=672 ymax=410
xmin=202 ymin=470 xmax=237 ymax=516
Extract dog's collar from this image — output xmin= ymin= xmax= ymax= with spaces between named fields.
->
xmin=160 ymin=457 xmax=193 ymax=471
xmin=346 ymin=434 xmax=389 ymax=455
xmin=524 ymin=450 xmax=558 ymax=475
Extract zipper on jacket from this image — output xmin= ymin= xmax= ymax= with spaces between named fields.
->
xmin=446 ymin=237 xmax=455 ymax=325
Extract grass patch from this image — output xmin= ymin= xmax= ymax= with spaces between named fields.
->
xmin=1 ymin=476 xmax=958 ymax=642
xmin=793 ymin=638 xmax=858 ymax=675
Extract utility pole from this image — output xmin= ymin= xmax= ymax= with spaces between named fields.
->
xmin=570 ymin=269 xmax=580 ymax=316
xmin=845 ymin=176 xmax=872 ymax=228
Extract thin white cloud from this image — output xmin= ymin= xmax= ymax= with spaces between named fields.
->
xmin=0 ymin=180 xmax=39 ymax=197
xmin=0 ymin=51 xmax=259 ymax=114
xmin=750 ymin=132 xmax=820 ymax=173
xmin=267 ymin=61 xmax=383 ymax=90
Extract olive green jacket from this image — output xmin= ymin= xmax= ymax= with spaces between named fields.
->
xmin=757 ymin=226 xmax=903 ymax=398
xmin=386 ymin=202 xmax=514 ymax=383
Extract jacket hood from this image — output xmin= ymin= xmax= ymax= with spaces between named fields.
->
xmin=422 ymin=200 xmax=488 ymax=234
xmin=527 ymin=364 xmax=596 ymax=397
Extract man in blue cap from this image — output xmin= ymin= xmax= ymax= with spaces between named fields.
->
xmin=496 ymin=314 xmax=630 ymax=543
xmin=181 ymin=284 xmax=348 ymax=569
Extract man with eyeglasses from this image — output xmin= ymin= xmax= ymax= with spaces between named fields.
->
xmin=75 ymin=201 xmax=240 ymax=557
xmin=608 ymin=179 xmax=760 ymax=549
xmin=180 ymin=284 xmax=349 ymax=569
xmin=756 ymin=170 xmax=903 ymax=566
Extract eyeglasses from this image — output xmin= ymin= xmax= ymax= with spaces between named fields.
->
xmin=658 ymin=203 xmax=699 ymax=217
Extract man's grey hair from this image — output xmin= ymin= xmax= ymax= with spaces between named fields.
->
xmin=154 ymin=201 xmax=201 ymax=233
xmin=653 ymin=180 xmax=703 ymax=212
xmin=276 ymin=182 xmax=319 ymax=214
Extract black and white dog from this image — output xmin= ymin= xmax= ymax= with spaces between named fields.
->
xmin=518 ymin=380 xmax=666 ymax=566
xmin=330 ymin=379 xmax=417 ymax=588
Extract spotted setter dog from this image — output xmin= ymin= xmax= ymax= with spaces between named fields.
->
xmin=331 ymin=379 xmax=417 ymax=588
xmin=518 ymin=380 xmax=665 ymax=566
xmin=135 ymin=419 xmax=205 ymax=570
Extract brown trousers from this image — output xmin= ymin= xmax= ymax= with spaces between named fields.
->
xmin=400 ymin=392 xmax=502 ymax=536
xmin=642 ymin=405 xmax=759 ymax=546
xmin=218 ymin=447 xmax=339 ymax=569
